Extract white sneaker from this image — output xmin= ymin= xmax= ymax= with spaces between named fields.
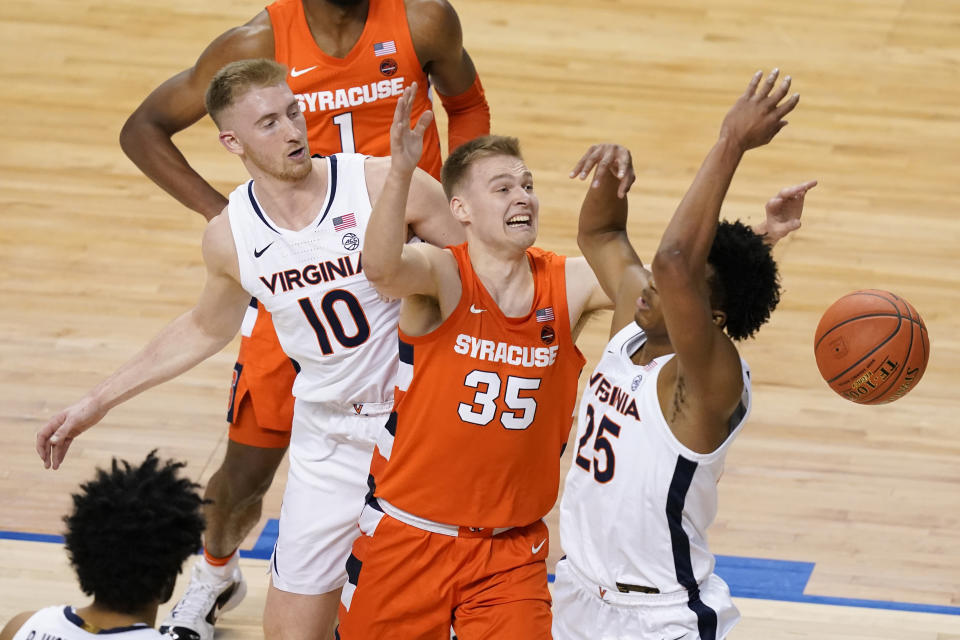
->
xmin=160 ymin=556 xmax=247 ymax=640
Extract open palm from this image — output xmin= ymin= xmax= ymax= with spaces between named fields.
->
xmin=390 ymin=82 xmax=434 ymax=175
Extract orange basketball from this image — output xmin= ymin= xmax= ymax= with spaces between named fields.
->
xmin=814 ymin=289 xmax=929 ymax=404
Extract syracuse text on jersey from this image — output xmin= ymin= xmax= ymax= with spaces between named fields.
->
xmin=453 ymin=333 xmax=559 ymax=369
xmin=259 ymin=252 xmax=363 ymax=295
xmin=296 ymin=78 xmax=406 ymax=114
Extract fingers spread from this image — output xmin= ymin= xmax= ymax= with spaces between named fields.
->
xmin=744 ymin=70 xmax=763 ymax=97
xmin=756 ymin=68 xmax=780 ymax=99
xmin=776 ymin=93 xmax=800 ymax=119
xmin=769 ymin=75 xmax=792 ymax=106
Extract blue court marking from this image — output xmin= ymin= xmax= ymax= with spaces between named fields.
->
xmin=239 ymin=518 xmax=278 ymax=561
xmin=4 ymin=523 xmax=960 ymax=616
xmin=0 ymin=531 xmax=64 ymax=544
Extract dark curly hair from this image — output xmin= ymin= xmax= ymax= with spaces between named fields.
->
xmin=63 ymin=451 xmax=205 ymax=613
xmin=707 ymin=220 xmax=781 ymax=341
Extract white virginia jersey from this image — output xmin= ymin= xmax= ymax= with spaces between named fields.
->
xmin=228 ymin=153 xmax=399 ymax=404
xmin=559 ymin=323 xmax=751 ymax=594
xmin=11 ymin=606 xmax=162 ymax=640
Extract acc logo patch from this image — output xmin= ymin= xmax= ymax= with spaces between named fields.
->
xmin=342 ymin=233 xmax=360 ymax=251
xmin=379 ymin=58 xmax=398 ymax=76
xmin=631 ymin=374 xmax=643 ymax=391
xmin=540 ymin=325 xmax=555 ymax=345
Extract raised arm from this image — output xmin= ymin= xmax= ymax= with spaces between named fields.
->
xmin=35 ymin=215 xmax=252 ymax=469
xmin=570 ymin=144 xmax=644 ymax=336
xmin=408 ymin=0 xmax=490 ymax=150
xmin=363 ymin=83 xmax=451 ymax=300
xmin=119 ymin=15 xmax=273 ymax=220
xmin=652 ymin=69 xmax=799 ymax=421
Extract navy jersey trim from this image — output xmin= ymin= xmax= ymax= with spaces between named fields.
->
xmin=365 ymin=473 xmax=383 ymax=512
xmin=247 ymin=182 xmax=281 ymax=234
xmin=666 ymin=455 xmax=718 ymax=639
xmin=316 ymin=154 xmax=339 ymax=227
xmin=63 ymin=607 xmax=152 ymax=634
xmin=398 ymin=338 xmax=414 ymax=365
xmin=727 ymin=399 xmax=747 ymax=434
xmin=345 ymin=553 xmax=362 ymax=586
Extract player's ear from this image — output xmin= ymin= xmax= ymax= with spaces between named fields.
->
xmin=450 ymin=196 xmax=470 ymax=224
xmin=711 ymin=310 xmax=727 ymax=329
xmin=219 ymin=130 xmax=243 ymax=155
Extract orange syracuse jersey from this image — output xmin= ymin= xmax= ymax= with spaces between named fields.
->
xmin=268 ymin=0 xmax=442 ymax=178
xmin=371 ymin=244 xmax=587 ymax=528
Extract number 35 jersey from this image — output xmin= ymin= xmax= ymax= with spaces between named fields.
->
xmin=227 ymin=153 xmax=399 ymax=405
xmin=371 ymin=244 xmax=587 ymax=528
xmin=559 ymin=323 xmax=752 ymax=594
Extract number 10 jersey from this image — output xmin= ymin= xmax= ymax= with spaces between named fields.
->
xmin=227 ymin=153 xmax=399 ymax=405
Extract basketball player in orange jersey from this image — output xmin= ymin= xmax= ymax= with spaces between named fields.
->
xmin=118 ymin=1 xmax=488 ymax=637
xmin=554 ymin=70 xmax=814 ymax=639
xmin=326 ymin=84 xmax=613 ymax=638
xmin=39 ymin=61 xmax=466 ymax=640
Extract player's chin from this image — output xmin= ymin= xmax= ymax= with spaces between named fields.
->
xmin=633 ymin=309 xmax=661 ymax=332
xmin=504 ymin=221 xmax=537 ymax=244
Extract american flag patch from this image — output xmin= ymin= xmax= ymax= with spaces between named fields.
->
xmin=333 ymin=213 xmax=357 ymax=231
xmin=373 ymin=41 xmax=397 ymax=57
xmin=535 ymin=307 xmax=555 ymax=322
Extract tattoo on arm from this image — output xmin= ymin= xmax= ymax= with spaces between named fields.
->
xmin=669 ymin=374 xmax=688 ymax=423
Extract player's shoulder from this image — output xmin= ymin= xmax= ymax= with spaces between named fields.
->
xmin=404 ymin=0 xmax=462 ymax=54
xmin=0 ymin=610 xmax=37 ymax=640
xmin=202 ymin=10 xmax=274 ymax=64
xmin=202 ymin=210 xmax=239 ymax=265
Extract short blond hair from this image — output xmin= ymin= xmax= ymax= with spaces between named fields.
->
xmin=440 ymin=135 xmax=523 ymax=199
xmin=205 ymin=59 xmax=288 ymax=128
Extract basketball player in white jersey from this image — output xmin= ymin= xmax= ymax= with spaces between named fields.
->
xmin=0 ymin=451 xmax=204 ymax=640
xmin=35 ymin=59 xmax=463 ymax=640
xmin=552 ymin=69 xmax=816 ymax=639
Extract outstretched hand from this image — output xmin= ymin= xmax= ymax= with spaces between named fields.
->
xmin=761 ymin=180 xmax=818 ymax=243
xmin=36 ymin=396 xmax=106 ymax=470
xmin=389 ymin=82 xmax=434 ymax=176
xmin=569 ymin=144 xmax=635 ymax=199
xmin=721 ymin=69 xmax=799 ymax=152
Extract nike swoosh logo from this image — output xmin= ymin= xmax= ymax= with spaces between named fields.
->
xmin=531 ymin=539 xmax=546 ymax=554
xmin=253 ymin=242 xmax=274 ymax=258
xmin=290 ymin=66 xmax=318 ymax=78
xmin=469 ymin=305 xmax=485 ymax=314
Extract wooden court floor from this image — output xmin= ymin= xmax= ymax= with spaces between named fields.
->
xmin=1 ymin=0 xmax=959 ymax=637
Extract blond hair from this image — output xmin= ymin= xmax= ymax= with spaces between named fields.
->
xmin=440 ymin=135 xmax=523 ymax=199
xmin=205 ymin=59 xmax=288 ymax=128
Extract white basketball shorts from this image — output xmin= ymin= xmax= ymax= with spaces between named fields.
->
xmin=551 ymin=557 xmax=740 ymax=640
xmin=270 ymin=398 xmax=391 ymax=595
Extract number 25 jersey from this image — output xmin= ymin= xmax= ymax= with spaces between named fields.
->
xmin=371 ymin=244 xmax=587 ymax=528
xmin=227 ymin=153 xmax=399 ymax=405
xmin=559 ymin=323 xmax=752 ymax=593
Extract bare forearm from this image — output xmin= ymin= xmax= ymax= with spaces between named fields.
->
xmin=120 ymin=119 xmax=227 ymax=220
xmin=577 ymin=169 xmax=628 ymax=257
xmin=87 ymin=309 xmax=234 ymax=412
xmin=364 ymin=168 xmax=415 ymax=286
xmin=656 ymin=136 xmax=743 ymax=268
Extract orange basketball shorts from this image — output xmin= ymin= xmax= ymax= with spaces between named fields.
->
xmin=226 ymin=299 xmax=296 ymax=449
xmin=337 ymin=502 xmax=552 ymax=639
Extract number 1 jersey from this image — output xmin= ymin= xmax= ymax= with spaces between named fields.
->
xmin=370 ymin=244 xmax=587 ymax=528
xmin=227 ymin=153 xmax=399 ymax=405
